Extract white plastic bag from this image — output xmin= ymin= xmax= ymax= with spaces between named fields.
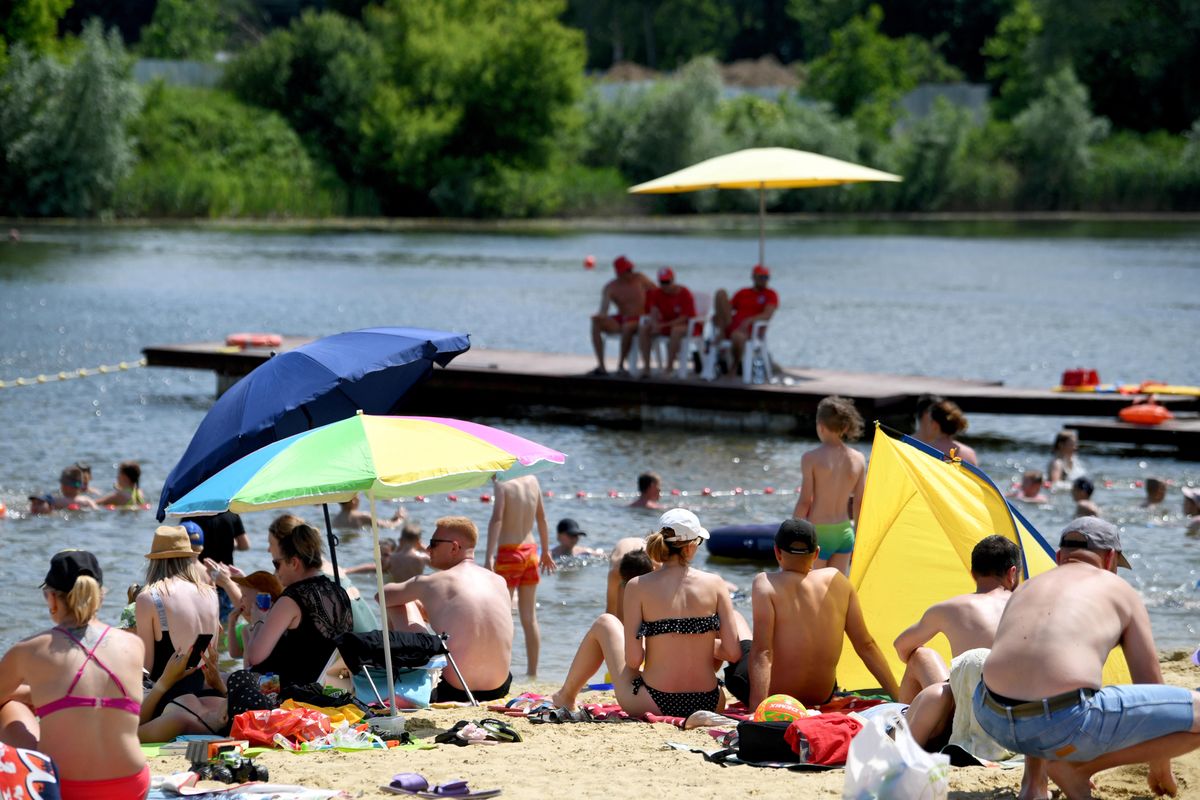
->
xmin=844 ymin=710 xmax=950 ymax=800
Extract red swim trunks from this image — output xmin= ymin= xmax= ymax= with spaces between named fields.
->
xmin=494 ymin=542 xmax=540 ymax=588
xmin=58 ymin=765 xmax=150 ymax=800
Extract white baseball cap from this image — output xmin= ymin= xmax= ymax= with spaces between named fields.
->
xmin=656 ymin=508 xmax=709 ymax=542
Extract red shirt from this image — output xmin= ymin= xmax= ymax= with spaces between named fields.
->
xmin=730 ymin=287 xmax=779 ymax=329
xmin=645 ymin=286 xmax=696 ymax=323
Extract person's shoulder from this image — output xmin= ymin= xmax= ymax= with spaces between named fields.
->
xmin=766 ymin=288 xmax=780 ymax=302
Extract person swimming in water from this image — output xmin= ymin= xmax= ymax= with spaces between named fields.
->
xmin=94 ymin=461 xmax=145 ymax=508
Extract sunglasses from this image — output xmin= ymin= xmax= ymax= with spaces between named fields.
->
xmin=427 ymin=538 xmax=455 ymax=548
xmin=271 ymin=558 xmax=284 ymax=570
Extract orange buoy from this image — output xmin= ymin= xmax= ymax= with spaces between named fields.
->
xmin=1119 ymin=401 xmax=1174 ymax=426
xmin=225 ymin=332 xmax=283 ymax=349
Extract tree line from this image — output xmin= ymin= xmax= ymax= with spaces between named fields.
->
xmin=1 ymin=0 xmax=1198 ymax=218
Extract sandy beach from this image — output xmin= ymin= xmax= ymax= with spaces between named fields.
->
xmin=146 ymin=651 xmax=1200 ymax=799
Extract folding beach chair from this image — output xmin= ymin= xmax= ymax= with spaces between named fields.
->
xmin=336 ymin=630 xmax=478 ymax=707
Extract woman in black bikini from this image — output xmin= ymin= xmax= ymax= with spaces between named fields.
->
xmin=551 ymin=509 xmax=742 ymax=718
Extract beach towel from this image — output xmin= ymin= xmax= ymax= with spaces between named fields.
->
xmin=948 ymin=648 xmax=1015 ymax=763
xmin=784 ymin=715 xmax=862 ymax=766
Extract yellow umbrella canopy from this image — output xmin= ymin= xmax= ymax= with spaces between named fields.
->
xmin=628 ymin=147 xmax=901 ymax=263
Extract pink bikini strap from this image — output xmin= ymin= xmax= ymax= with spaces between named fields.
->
xmin=55 ymin=625 xmax=130 ymax=699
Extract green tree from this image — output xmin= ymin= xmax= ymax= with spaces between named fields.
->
xmin=0 ymin=21 xmax=142 ymax=216
xmin=1 ymin=0 xmax=73 ymax=66
xmin=892 ymin=97 xmax=972 ymax=210
xmin=981 ymin=0 xmax=1042 ymax=120
xmin=1012 ymin=67 xmax=1108 ymax=208
xmin=138 ymin=0 xmax=224 ymax=60
xmin=806 ymin=6 xmax=961 ymax=139
xmin=787 ymin=0 xmax=865 ymax=58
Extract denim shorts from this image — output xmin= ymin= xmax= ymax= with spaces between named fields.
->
xmin=972 ymin=682 xmax=1195 ymax=762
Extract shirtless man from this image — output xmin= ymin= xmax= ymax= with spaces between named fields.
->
xmin=893 ymin=535 xmax=1018 ymax=750
xmin=629 ymin=472 xmax=663 ymax=510
xmin=383 ymin=516 xmax=515 ymax=702
xmin=975 ymin=518 xmax=1200 ymax=800
xmin=792 ymin=397 xmax=866 ymax=575
xmin=332 ymin=494 xmax=404 ymax=529
xmin=388 ymin=524 xmax=430 ymax=581
xmin=743 ymin=519 xmax=899 ymax=708
xmin=590 ymin=255 xmax=655 ymax=376
xmin=485 ymin=475 xmax=554 ymax=677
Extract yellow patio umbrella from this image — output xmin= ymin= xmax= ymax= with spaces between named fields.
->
xmin=628 ymin=147 xmax=901 ymax=264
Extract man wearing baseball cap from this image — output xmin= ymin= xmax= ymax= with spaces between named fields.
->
xmin=590 ymin=254 xmax=655 ymax=376
xmin=637 ymin=266 xmax=697 ymax=378
xmin=712 ymin=264 xmax=779 ymax=376
xmin=728 ymin=519 xmax=899 ymax=709
xmin=975 ymin=518 xmax=1200 ymax=800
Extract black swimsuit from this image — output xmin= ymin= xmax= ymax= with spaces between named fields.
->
xmin=633 ymin=614 xmax=722 ymax=718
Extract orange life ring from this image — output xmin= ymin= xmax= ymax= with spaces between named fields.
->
xmin=225 ymin=332 xmax=283 ymax=349
xmin=1118 ymin=402 xmax=1174 ymax=425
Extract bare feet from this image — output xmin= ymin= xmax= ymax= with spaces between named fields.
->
xmin=1045 ymin=761 xmax=1093 ymax=800
xmin=549 ymin=689 xmax=577 ymax=711
xmin=1148 ymin=761 xmax=1179 ymax=797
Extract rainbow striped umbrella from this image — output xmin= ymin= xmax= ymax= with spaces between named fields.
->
xmin=165 ymin=413 xmax=565 ymax=515
xmin=166 ymin=413 xmax=564 ymax=712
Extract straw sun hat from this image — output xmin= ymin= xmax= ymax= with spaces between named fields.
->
xmin=145 ymin=525 xmax=199 ymax=559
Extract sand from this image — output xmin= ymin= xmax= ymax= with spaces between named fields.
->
xmin=149 ymin=652 xmax=1200 ymax=799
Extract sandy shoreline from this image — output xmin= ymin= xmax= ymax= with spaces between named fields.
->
xmin=147 ymin=651 xmax=1200 ymax=799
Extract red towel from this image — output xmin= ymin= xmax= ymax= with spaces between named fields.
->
xmin=784 ymin=714 xmax=863 ymax=766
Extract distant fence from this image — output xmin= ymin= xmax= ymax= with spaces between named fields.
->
xmin=133 ymin=59 xmax=224 ymax=88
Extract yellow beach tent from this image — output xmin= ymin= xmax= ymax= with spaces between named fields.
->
xmin=837 ymin=426 xmax=1131 ymax=691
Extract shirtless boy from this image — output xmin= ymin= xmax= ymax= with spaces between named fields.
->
xmin=1011 ymin=470 xmax=1049 ymax=504
xmin=629 ymin=472 xmax=662 ymax=510
xmin=384 ymin=516 xmax=515 ymax=702
xmin=792 ymin=397 xmax=866 ymax=575
xmin=606 ymin=537 xmax=658 ymax=617
xmin=550 ymin=518 xmax=602 ymax=559
xmin=590 ymin=255 xmax=655 ymax=376
xmin=893 ymin=535 xmax=1018 ymax=750
xmin=975 ymin=518 xmax=1200 ymax=800
xmin=486 ymin=475 xmax=554 ymax=677
xmin=388 ymin=524 xmax=430 ymax=581
xmin=741 ymin=519 xmax=899 ymax=708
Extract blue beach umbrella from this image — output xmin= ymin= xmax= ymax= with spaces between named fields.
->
xmin=157 ymin=326 xmax=470 ymax=532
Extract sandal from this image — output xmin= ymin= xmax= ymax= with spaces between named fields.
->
xmin=381 ymin=773 xmax=429 ymax=795
xmin=417 ymin=780 xmax=502 ymax=799
xmin=478 ymin=718 xmax=522 ymax=743
xmin=433 ymin=720 xmax=470 ymax=745
xmin=529 ymin=706 xmax=591 ymax=724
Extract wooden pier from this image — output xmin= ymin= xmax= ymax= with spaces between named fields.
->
xmin=142 ymin=338 xmax=1200 ymax=456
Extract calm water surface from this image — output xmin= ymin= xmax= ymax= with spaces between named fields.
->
xmin=0 ymin=223 xmax=1198 ymax=676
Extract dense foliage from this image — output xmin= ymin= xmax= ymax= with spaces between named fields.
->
xmin=2 ymin=0 xmax=1198 ymax=218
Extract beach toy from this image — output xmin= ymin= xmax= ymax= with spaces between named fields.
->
xmin=1119 ymin=400 xmax=1173 ymax=425
xmin=754 ymin=694 xmax=806 ymax=722
xmin=764 ymin=486 xmax=775 ymax=494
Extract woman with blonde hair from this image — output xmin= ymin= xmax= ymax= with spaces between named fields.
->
xmin=135 ymin=526 xmax=219 ymax=713
xmin=0 ymin=551 xmax=148 ymax=798
xmin=551 ymin=509 xmax=741 ymax=717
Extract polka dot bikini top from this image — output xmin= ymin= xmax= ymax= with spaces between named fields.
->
xmin=637 ymin=613 xmax=721 ymax=639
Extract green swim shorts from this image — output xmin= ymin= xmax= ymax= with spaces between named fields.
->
xmin=814 ymin=520 xmax=855 ymax=559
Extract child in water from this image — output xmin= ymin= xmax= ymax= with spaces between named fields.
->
xmin=1011 ymin=469 xmax=1049 ymax=504
xmin=95 ymin=460 xmax=145 ymax=508
xmin=792 ymin=396 xmax=866 ymax=576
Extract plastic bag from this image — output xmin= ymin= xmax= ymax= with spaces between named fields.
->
xmin=230 ymin=707 xmax=333 ymax=747
xmin=844 ymin=710 xmax=950 ymax=800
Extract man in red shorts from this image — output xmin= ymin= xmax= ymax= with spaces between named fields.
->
xmin=637 ymin=266 xmax=696 ymax=378
xmin=713 ymin=264 xmax=779 ymax=376
xmin=590 ymin=255 xmax=655 ymax=376
xmin=485 ymin=474 xmax=555 ymax=677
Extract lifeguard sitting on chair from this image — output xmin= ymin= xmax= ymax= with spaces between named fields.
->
xmin=637 ymin=267 xmax=697 ymax=378
xmin=712 ymin=264 xmax=779 ymax=376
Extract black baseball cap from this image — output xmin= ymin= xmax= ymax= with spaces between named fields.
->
xmin=775 ymin=519 xmax=817 ymax=555
xmin=556 ymin=518 xmax=587 ymax=537
xmin=42 ymin=550 xmax=103 ymax=592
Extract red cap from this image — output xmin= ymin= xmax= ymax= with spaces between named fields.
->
xmin=614 ymin=255 xmax=634 ymax=274
xmin=752 ymin=264 xmax=770 ymax=278
xmin=657 ymin=267 xmax=675 ymax=282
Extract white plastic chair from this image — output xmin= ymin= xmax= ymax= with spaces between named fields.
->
xmin=640 ymin=291 xmax=711 ymax=378
xmin=701 ymin=320 xmax=774 ymax=384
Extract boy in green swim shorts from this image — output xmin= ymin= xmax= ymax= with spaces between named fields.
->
xmin=792 ymin=396 xmax=866 ymax=576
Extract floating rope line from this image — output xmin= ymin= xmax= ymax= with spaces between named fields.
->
xmin=0 ymin=358 xmax=147 ymax=389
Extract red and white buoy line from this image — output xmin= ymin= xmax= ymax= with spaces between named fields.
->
xmin=413 ymin=485 xmax=801 ymax=504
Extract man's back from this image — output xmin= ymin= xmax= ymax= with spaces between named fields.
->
xmin=933 ymin=590 xmax=1011 ymax=656
xmin=759 ymin=567 xmax=849 ymax=702
xmin=389 ymin=547 xmax=429 ymax=582
xmin=416 ymin=561 xmax=513 ymax=688
xmin=495 ymin=475 xmax=540 ymax=547
xmin=984 ymin=562 xmax=1133 ymax=699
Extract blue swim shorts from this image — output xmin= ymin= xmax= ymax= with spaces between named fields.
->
xmin=973 ymin=682 xmax=1195 ymax=762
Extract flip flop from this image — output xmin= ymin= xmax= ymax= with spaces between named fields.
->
xmin=433 ymin=720 xmax=470 ymax=744
xmin=478 ymin=718 xmax=522 ymax=743
xmin=529 ymin=706 xmax=591 ymax=724
xmin=381 ymin=773 xmax=429 ymax=795
xmin=417 ymin=780 xmax=502 ymax=799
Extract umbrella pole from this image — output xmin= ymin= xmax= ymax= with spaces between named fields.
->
xmin=369 ymin=496 xmax=399 ymax=716
xmin=322 ymin=503 xmax=340 ymax=588
xmin=758 ymin=183 xmax=766 ymax=266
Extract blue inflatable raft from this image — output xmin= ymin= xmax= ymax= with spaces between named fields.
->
xmin=705 ymin=522 xmax=782 ymax=561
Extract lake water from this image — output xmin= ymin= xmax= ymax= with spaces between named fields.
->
xmin=1 ymin=222 xmax=1198 ymax=677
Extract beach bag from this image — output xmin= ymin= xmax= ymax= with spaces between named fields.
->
xmin=735 ymin=720 xmax=798 ymax=763
xmin=0 ymin=743 xmax=59 ymax=800
xmin=230 ymin=706 xmax=333 ymax=747
xmin=352 ymin=665 xmax=435 ymax=709
xmin=844 ymin=710 xmax=950 ymax=800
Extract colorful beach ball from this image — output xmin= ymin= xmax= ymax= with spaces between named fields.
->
xmin=754 ymin=694 xmax=806 ymax=722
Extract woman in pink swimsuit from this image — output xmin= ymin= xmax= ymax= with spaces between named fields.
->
xmin=0 ymin=551 xmax=148 ymax=799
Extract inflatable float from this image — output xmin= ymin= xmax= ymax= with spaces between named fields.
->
xmin=225 ymin=332 xmax=283 ymax=349
xmin=706 ymin=522 xmax=781 ymax=561
xmin=1118 ymin=400 xmax=1174 ymax=425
